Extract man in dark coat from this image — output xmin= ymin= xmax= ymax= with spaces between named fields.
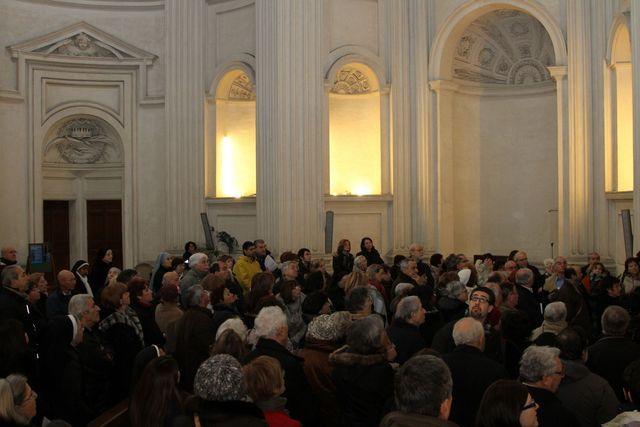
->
xmin=386 ymin=295 xmax=426 ymax=364
xmin=174 ymin=285 xmax=216 ymax=392
xmin=0 ymin=265 xmax=39 ymax=353
xmin=244 ymin=306 xmax=318 ymax=427
xmin=515 ymin=268 xmax=543 ymax=328
xmin=432 ymin=287 xmax=502 ymax=362
xmin=555 ymin=328 xmax=619 ymax=427
xmin=442 ymin=317 xmax=507 ymax=427
xmin=520 ymin=345 xmax=580 ymax=427
xmin=46 ymin=270 xmax=77 ymax=318
xmin=514 ymin=251 xmax=545 ymax=291
xmin=587 ymin=305 xmax=640 ymax=401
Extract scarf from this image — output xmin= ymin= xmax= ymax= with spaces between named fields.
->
xmin=99 ymin=306 xmax=145 ymax=346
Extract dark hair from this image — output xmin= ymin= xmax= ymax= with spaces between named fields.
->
xmin=394 ymin=355 xmax=452 ymax=416
xmin=625 ymin=257 xmax=640 ymax=275
xmin=443 ymin=254 xmax=463 ymax=272
xmin=117 ymin=268 xmax=138 ymax=285
xmin=429 ymin=253 xmax=443 ymax=267
xmin=393 ymin=255 xmax=406 ymax=266
xmin=556 ymin=327 xmax=584 ymax=360
xmin=184 ymin=241 xmax=197 ymax=252
xmin=171 ymin=257 xmax=184 ymax=270
xmin=127 ymin=277 xmax=149 ymax=304
xmin=242 ymin=241 xmax=255 ymax=252
xmin=279 ymin=251 xmax=297 ymax=263
xmin=564 ymin=267 xmax=578 ymax=280
xmin=297 ymin=248 xmax=310 ymax=259
xmin=360 ymin=237 xmax=374 ymax=252
xmin=159 ymin=284 xmax=179 ymax=303
xmin=600 ymin=275 xmax=620 ymax=292
xmin=345 ymin=287 xmax=371 ymax=313
xmin=247 ymin=273 xmax=275 ymax=314
xmin=476 ymin=379 xmax=529 ymax=427
xmin=508 ymin=250 xmax=519 ymax=261
xmin=201 ymin=274 xmax=227 ymax=304
xmin=95 ymin=248 xmax=112 ymax=264
xmin=304 ymin=271 xmax=326 ymax=293
xmin=336 ymin=239 xmax=350 ymax=255
xmin=279 ymin=280 xmax=301 ymax=304
xmin=470 ymin=286 xmax=496 ymax=306
xmin=499 ymin=282 xmax=516 ymax=300
xmin=486 ymin=272 xmax=504 ymax=285
xmin=301 ymin=291 xmax=329 ymax=316
xmin=211 ymin=329 xmax=248 ymax=360
xmin=481 ymin=253 xmax=495 ymax=262
xmin=130 ymin=356 xmax=182 ymax=427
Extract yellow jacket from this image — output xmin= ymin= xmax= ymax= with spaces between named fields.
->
xmin=233 ymin=255 xmax=262 ymax=294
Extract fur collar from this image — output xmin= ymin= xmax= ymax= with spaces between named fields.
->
xmin=328 ymin=345 xmax=387 ymax=367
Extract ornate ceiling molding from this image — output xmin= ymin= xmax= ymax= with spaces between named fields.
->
xmin=452 ymin=9 xmax=555 ymax=85
xmin=16 ymin=0 xmax=163 ymax=10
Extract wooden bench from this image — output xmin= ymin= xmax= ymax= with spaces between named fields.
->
xmin=87 ymin=399 xmax=129 ymax=427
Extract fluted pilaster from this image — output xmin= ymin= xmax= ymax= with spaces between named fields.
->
xmin=631 ymin=0 xmax=640 ymax=251
xmin=565 ymin=0 xmax=594 ymax=258
xmin=165 ymin=0 xmax=205 ymax=249
xmin=256 ymin=0 xmax=324 ymax=253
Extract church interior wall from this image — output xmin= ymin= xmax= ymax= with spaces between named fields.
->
xmin=452 ymin=89 xmax=558 ymax=262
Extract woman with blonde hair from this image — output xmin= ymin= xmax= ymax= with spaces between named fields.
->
xmin=0 ymin=374 xmax=37 ymax=426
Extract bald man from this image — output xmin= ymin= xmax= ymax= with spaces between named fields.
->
xmin=47 ymin=270 xmax=77 ymax=317
xmin=0 ymin=245 xmax=18 ymax=275
xmin=408 ymin=242 xmax=435 ymax=287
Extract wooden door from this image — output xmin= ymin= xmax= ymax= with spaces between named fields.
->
xmin=43 ymin=200 xmax=70 ymax=281
xmin=87 ymin=200 xmax=123 ymax=269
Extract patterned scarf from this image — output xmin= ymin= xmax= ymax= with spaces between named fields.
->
xmin=98 ymin=306 xmax=145 ymax=346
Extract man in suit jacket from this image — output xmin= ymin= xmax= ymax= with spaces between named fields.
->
xmin=516 ymin=268 xmax=543 ymax=328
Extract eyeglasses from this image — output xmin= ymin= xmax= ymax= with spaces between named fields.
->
xmin=470 ymin=295 xmax=489 ymax=304
xmin=522 ymin=400 xmax=536 ymax=411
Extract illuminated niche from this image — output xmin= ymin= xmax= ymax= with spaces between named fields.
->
xmin=329 ymin=64 xmax=382 ymax=196
xmin=214 ymin=70 xmax=256 ymax=198
xmin=608 ymin=24 xmax=633 ymax=192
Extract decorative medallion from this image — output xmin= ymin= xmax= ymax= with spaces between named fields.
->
xmin=332 ymin=68 xmax=372 ymax=94
xmin=228 ymin=73 xmax=255 ymax=100
xmin=47 ymin=118 xmax=112 ymax=164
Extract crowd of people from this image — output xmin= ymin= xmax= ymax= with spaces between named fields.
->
xmin=2 ymin=238 xmax=640 ymax=426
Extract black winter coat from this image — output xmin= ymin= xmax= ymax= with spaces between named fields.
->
xmin=174 ymin=306 xmax=216 ymax=392
xmin=75 ymin=327 xmax=114 ymax=417
xmin=587 ymin=335 xmax=640 ymax=401
xmin=386 ymin=318 xmax=426 ymax=364
xmin=442 ymin=345 xmax=507 ymax=427
xmin=131 ymin=301 xmax=166 ymax=347
xmin=526 ymin=385 xmax=580 ymax=427
xmin=329 ymin=346 xmax=395 ymax=427
xmin=516 ymin=285 xmax=543 ymax=328
xmin=99 ymin=320 xmax=143 ymax=402
xmin=356 ymin=249 xmax=385 ymax=266
xmin=437 ymin=297 xmax=467 ymax=323
xmin=174 ymin=399 xmax=267 ymax=427
xmin=245 ymin=338 xmax=318 ymax=426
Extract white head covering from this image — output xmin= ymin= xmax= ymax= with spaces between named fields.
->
xmin=458 ymin=268 xmax=471 ymax=286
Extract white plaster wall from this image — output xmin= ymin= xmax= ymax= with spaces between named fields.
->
xmin=325 ymin=0 xmax=380 ymax=55
xmin=452 ymin=90 xmax=558 ymax=262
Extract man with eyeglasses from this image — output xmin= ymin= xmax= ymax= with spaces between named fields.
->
xmin=520 ymin=345 xmax=580 ymax=427
xmin=432 ymin=286 xmax=503 ymax=362
xmin=513 ymin=250 xmax=545 ymax=291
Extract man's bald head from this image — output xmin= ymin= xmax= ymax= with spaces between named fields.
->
xmin=1 ymin=246 xmax=17 ymax=263
xmin=162 ymin=271 xmax=180 ymax=289
xmin=452 ymin=317 xmax=485 ymax=351
xmin=57 ymin=270 xmax=76 ymax=292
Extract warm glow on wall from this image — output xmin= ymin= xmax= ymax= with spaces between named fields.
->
xmin=215 ymin=100 xmax=256 ymax=197
xmin=616 ymin=63 xmax=633 ymax=191
xmin=329 ymin=92 xmax=382 ymax=195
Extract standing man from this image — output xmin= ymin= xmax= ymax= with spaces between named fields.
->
xmin=233 ymin=241 xmax=262 ymax=295
xmin=0 ymin=245 xmax=18 ymax=275
xmin=514 ymin=250 xmax=545 ymax=290
xmin=47 ymin=270 xmax=77 ymax=317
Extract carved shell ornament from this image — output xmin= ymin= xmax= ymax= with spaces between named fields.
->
xmin=332 ymin=68 xmax=372 ymax=94
xmin=452 ymin=9 xmax=554 ymax=85
xmin=228 ymin=74 xmax=256 ymax=101
xmin=49 ymin=119 xmax=111 ymax=164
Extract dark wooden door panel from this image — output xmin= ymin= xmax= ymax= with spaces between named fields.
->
xmin=87 ymin=200 xmax=123 ymax=269
xmin=43 ymin=200 xmax=70 ymax=281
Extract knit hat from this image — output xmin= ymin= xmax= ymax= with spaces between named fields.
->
xmin=306 ymin=311 xmax=352 ymax=342
xmin=194 ymin=354 xmax=245 ymax=402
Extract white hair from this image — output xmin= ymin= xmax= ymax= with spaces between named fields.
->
xmin=68 ymin=294 xmax=94 ymax=317
xmin=216 ymin=317 xmax=248 ymax=341
xmin=395 ymin=282 xmax=414 ymax=296
xmin=253 ymin=306 xmax=287 ymax=339
xmin=189 ymin=252 xmax=208 ymax=267
xmin=544 ymin=302 xmax=567 ymax=322
xmin=520 ymin=346 xmax=561 ymax=383
xmin=452 ymin=318 xmax=484 ymax=346
xmin=395 ymin=296 xmax=422 ymax=321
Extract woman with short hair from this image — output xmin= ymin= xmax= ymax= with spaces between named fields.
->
xmin=476 ymin=379 xmax=539 ymax=427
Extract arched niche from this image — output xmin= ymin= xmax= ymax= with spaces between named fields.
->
xmin=327 ymin=62 xmax=384 ymax=196
xmin=430 ymin=6 xmax=560 ymax=261
xmin=206 ymin=67 xmax=256 ymax=198
xmin=605 ymin=18 xmax=633 ymax=192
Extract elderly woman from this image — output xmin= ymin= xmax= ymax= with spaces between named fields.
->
xmin=0 ymin=375 xmax=37 ymax=426
xmin=330 ymin=316 xmax=397 ymax=427
xmin=437 ymin=280 xmax=468 ymax=323
xmin=353 ymin=255 xmax=368 ymax=274
xmin=202 ymin=274 xmax=240 ymax=338
xmin=297 ymin=311 xmax=352 ymax=426
xmin=176 ymin=354 xmax=266 ymax=426
xmin=99 ymin=282 xmax=144 ymax=400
